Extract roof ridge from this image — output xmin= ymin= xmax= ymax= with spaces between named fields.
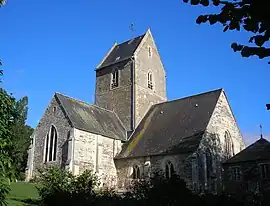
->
xmin=224 ymin=137 xmax=270 ymax=164
xmin=155 ymin=88 xmax=223 ymax=106
xmin=55 ymin=92 xmax=119 ymax=115
xmin=117 ymin=33 xmax=146 ymax=46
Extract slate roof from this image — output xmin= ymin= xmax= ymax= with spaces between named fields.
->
xmin=97 ymin=34 xmax=145 ymax=69
xmin=224 ymin=138 xmax=270 ymax=164
xmin=116 ymin=89 xmax=223 ymax=159
xmin=55 ymin=93 xmax=127 ymax=141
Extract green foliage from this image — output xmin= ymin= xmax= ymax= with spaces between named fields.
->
xmin=125 ymin=173 xmax=195 ymax=206
xmin=27 ymin=166 xmax=270 ymax=206
xmin=0 ymin=0 xmax=6 ymax=7
xmin=0 ymin=87 xmax=16 ymax=180
xmin=72 ymin=169 xmax=100 ymax=196
xmin=36 ymin=166 xmax=74 ymax=202
xmin=10 ymin=96 xmax=34 ymax=179
xmin=0 ymin=177 xmax=10 ymax=206
xmin=36 ymin=166 xmax=104 ymax=205
xmin=183 ymin=0 xmax=270 ymax=63
xmin=0 ymin=69 xmax=33 ymax=205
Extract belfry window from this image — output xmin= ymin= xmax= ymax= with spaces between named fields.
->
xmin=148 ymin=46 xmax=152 ymax=57
xmin=132 ymin=165 xmax=140 ymax=179
xmin=147 ymin=71 xmax=153 ymax=90
xmin=44 ymin=125 xmax=58 ymax=162
xmin=165 ymin=161 xmax=175 ymax=178
xmin=111 ymin=69 xmax=119 ymax=88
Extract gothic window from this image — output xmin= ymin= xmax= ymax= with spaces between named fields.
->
xmin=147 ymin=71 xmax=153 ymax=90
xmin=260 ymin=164 xmax=269 ymax=179
xmin=224 ymin=131 xmax=234 ymax=159
xmin=44 ymin=125 xmax=58 ymax=162
xmin=191 ymin=154 xmax=199 ymax=190
xmin=67 ymin=131 xmax=72 ymax=162
xmin=165 ymin=161 xmax=175 ymax=179
xmin=111 ymin=69 xmax=119 ymax=88
xmin=132 ymin=165 xmax=140 ymax=179
xmin=206 ymin=150 xmax=213 ymax=179
xmin=148 ymin=46 xmax=152 ymax=57
xmin=231 ymin=167 xmax=241 ymax=181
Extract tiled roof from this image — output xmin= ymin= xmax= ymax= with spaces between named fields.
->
xmin=224 ymin=138 xmax=270 ymax=164
xmin=97 ymin=34 xmax=145 ymax=69
xmin=116 ymin=89 xmax=222 ymax=159
xmin=55 ymin=93 xmax=126 ymax=141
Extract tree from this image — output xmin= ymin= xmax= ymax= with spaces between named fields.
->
xmin=0 ymin=73 xmax=15 ymax=205
xmin=267 ymin=104 xmax=270 ymax=110
xmin=183 ymin=0 xmax=270 ymax=63
xmin=10 ymin=96 xmax=34 ymax=179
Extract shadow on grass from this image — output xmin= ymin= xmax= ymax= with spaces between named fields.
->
xmin=9 ymin=197 xmax=41 ymax=205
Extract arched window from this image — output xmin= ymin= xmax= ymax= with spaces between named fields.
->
xmin=147 ymin=71 xmax=153 ymax=89
xmin=206 ymin=150 xmax=213 ymax=179
xmin=111 ymin=69 xmax=119 ymax=88
xmin=165 ymin=161 xmax=175 ymax=179
xmin=132 ymin=165 xmax=140 ymax=179
xmin=44 ymin=125 xmax=58 ymax=162
xmin=224 ymin=131 xmax=234 ymax=159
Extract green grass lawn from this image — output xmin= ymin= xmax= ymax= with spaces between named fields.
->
xmin=6 ymin=182 xmax=40 ymax=206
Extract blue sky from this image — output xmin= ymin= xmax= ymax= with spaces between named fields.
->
xmin=1 ymin=0 xmax=269 ymax=145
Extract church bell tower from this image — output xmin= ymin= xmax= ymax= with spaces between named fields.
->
xmin=94 ymin=29 xmax=167 ymax=134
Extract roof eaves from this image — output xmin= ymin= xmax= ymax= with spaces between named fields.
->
xmin=115 ymin=149 xmax=194 ymax=160
xmin=95 ymin=56 xmax=133 ymax=71
xmin=73 ymin=126 xmax=124 ymax=141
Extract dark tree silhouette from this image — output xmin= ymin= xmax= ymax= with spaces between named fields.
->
xmin=0 ymin=0 xmax=6 ymax=7
xmin=183 ymin=0 xmax=270 ymax=63
xmin=267 ymin=104 xmax=270 ymax=110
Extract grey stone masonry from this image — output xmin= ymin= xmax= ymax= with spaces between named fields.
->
xmin=30 ymin=96 xmax=73 ymax=177
xmin=95 ymin=59 xmax=133 ymax=131
xmin=95 ymin=29 xmax=167 ymax=132
xmin=134 ymin=29 xmax=167 ymax=126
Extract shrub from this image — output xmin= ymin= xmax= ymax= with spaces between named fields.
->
xmin=124 ymin=173 xmax=194 ymax=206
xmin=36 ymin=166 xmax=75 ymax=205
xmin=36 ymin=166 xmax=106 ymax=206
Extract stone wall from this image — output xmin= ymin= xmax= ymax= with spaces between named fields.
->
xmin=28 ymin=95 xmax=73 ymax=179
xmin=95 ymin=60 xmax=133 ymax=131
xmin=115 ymin=153 xmax=191 ymax=190
xmin=193 ymin=90 xmax=246 ymax=193
xmin=205 ymin=90 xmax=246 ymax=156
xmin=134 ymin=31 xmax=167 ymax=125
xmin=73 ymin=128 xmax=122 ymax=188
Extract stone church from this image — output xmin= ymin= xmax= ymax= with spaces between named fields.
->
xmin=26 ymin=29 xmax=246 ymax=193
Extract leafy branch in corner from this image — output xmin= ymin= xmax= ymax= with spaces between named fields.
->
xmin=183 ymin=0 xmax=270 ymax=63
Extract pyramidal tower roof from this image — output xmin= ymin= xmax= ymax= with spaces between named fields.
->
xmin=96 ymin=30 xmax=150 ymax=70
